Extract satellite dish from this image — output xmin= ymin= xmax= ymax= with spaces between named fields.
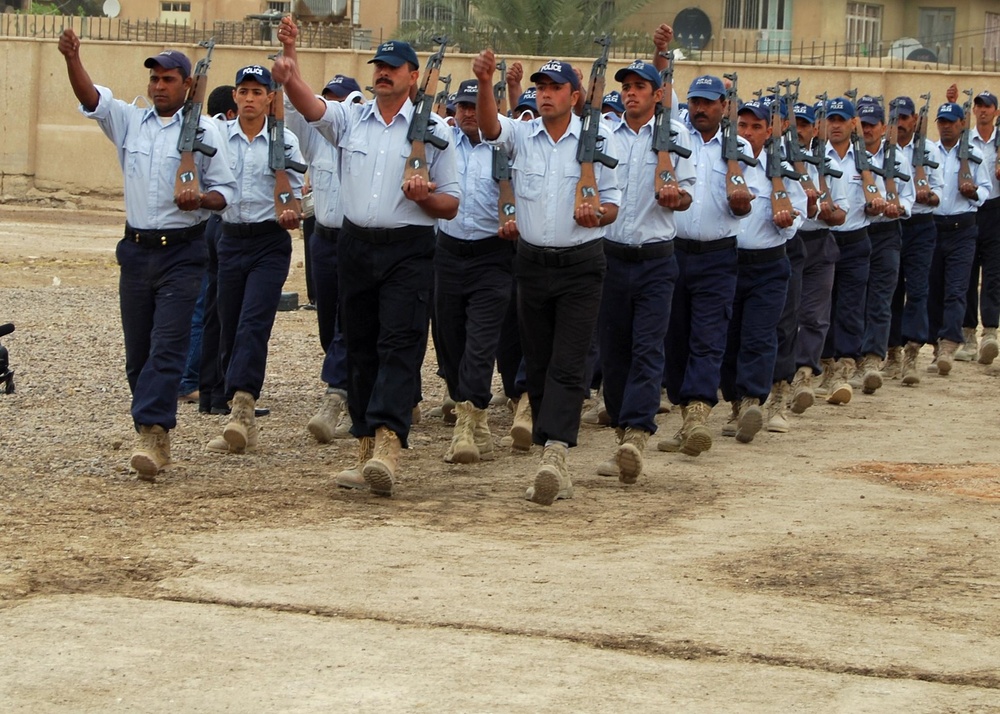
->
xmin=103 ymin=0 xmax=121 ymax=18
xmin=907 ymin=47 xmax=937 ymax=62
xmin=673 ymin=7 xmax=712 ymax=50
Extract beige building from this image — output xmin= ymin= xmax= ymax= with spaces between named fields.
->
xmin=103 ymin=0 xmax=350 ymax=25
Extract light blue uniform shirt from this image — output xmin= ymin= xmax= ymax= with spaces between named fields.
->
xmin=675 ymin=126 xmax=756 ymax=241
xmin=825 ymin=141 xmax=872 ymax=233
xmin=737 ymin=150 xmax=806 ymax=249
xmin=898 ymin=138 xmax=945 ymax=216
xmin=868 ymin=142 xmax=916 ymax=222
xmin=800 ymin=160 xmax=850 ymax=231
xmin=81 ymin=85 xmax=236 ymax=230
xmin=969 ymin=127 xmax=1000 ymax=199
xmin=219 ymin=119 xmax=305 ymax=225
xmin=487 ymin=113 xmax=621 ymax=248
xmin=311 ymin=97 xmax=460 ymax=229
xmin=933 ymin=141 xmax=991 ymax=215
xmin=607 ymin=115 xmax=695 ymax=245
xmin=438 ymin=126 xmax=500 ymax=241
xmin=285 ymin=98 xmax=342 ymax=228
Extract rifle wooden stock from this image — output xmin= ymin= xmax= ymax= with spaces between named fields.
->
xmin=269 ymin=88 xmax=302 ymax=221
xmin=492 ymin=60 xmax=516 ymax=229
xmin=575 ymin=35 xmax=615 ymax=214
xmin=174 ymin=39 xmax=215 ymax=202
xmin=404 ymin=37 xmax=449 ymax=185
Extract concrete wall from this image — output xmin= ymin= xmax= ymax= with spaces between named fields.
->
xmin=4 ymin=36 xmax=998 ymax=198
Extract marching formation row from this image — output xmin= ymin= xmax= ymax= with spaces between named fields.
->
xmin=56 ymin=17 xmax=998 ymax=506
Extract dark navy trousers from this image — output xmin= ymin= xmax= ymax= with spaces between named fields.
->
xmin=861 ymin=221 xmax=902 ymax=359
xmin=495 ymin=267 xmax=526 ymax=400
xmin=889 ymin=216 xmax=936 ymax=347
xmin=433 ymin=233 xmax=513 ymax=409
xmin=964 ymin=198 xmax=1000 ymax=329
xmin=721 ymin=251 xmax=790 ymax=404
xmin=772 ymin=235 xmax=805 ymax=383
xmin=598 ymin=249 xmax=677 ymax=434
xmin=117 ymin=227 xmax=207 ymax=430
xmin=823 ymin=230 xmax=871 ymax=360
xmin=664 ymin=241 xmax=739 ymax=407
xmin=199 ymin=215 xmax=226 ymax=412
xmin=338 ymin=223 xmax=435 ymax=447
xmin=795 ymin=229 xmax=839 ymax=374
xmin=217 ymin=226 xmax=292 ymax=401
xmin=309 ymin=224 xmax=348 ymax=392
xmin=929 ymin=219 xmax=978 ymax=343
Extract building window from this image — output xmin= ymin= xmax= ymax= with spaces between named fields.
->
xmin=267 ymin=1 xmax=291 ymax=12
xmin=400 ymin=0 xmax=457 ymax=23
xmin=846 ymin=3 xmax=882 ymax=54
xmin=986 ymin=12 xmax=1000 ymax=61
xmin=160 ymin=2 xmax=191 ymax=11
xmin=723 ymin=0 xmax=787 ymax=31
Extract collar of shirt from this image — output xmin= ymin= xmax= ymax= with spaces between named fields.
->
xmin=360 ymin=96 xmax=414 ymax=128
xmin=612 ymin=113 xmax=655 ymax=137
xmin=689 ymin=124 xmax=724 ymax=147
xmin=528 ymin=113 xmax=582 ymax=143
xmin=227 ymin=118 xmax=269 ymax=145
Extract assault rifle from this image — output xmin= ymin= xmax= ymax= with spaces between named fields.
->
xmin=882 ymin=99 xmax=910 ymax=211
xmin=492 ymin=59 xmax=517 ymax=230
xmin=433 ymin=74 xmax=452 ymax=116
xmin=174 ymin=38 xmax=216 ymax=202
xmin=845 ymin=89 xmax=884 ymax=207
xmin=0 ymin=322 xmax=14 ymax=394
xmin=404 ymin=35 xmax=450 ymax=184
xmin=721 ymin=72 xmax=757 ymax=204
xmin=575 ymin=35 xmax=619 ymax=213
xmin=912 ymin=93 xmax=940 ymax=194
xmin=651 ymin=50 xmax=691 ymax=197
xmin=267 ymin=53 xmax=307 ymax=222
xmin=779 ymin=78 xmax=821 ymax=196
xmin=993 ymin=112 xmax=1000 ymax=175
xmin=958 ymin=88 xmax=983 ymax=193
xmin=813 ymin=92 xmax=843 ymax=210
xmin=765 ymin=87 xmax=802 ymax=217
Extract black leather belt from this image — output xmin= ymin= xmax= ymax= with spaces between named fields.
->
xmin=798 ymin=228 xmax=830 ymax=241
xmin=124 ymin=221 xmax=206 ymax=248
xmin=438 ymin=231 xmax=510 ymax=257
xmin=738 ymin=244 xmax=787 ymax=264
xmin=674 ymin=236 xmax=737 ymax=254
xmin=343 ymin=217 xmax=433 ymax=244
xmin=603 ymin=239 xmax=674 ymax=262
xmin=832 ymin=228 xmax=868 ymax=247
xmin=314 ymin=222 xmax=339 ymax=241
xmin=935 ymin=213 xmax=977 ymax=232
xmin=517 ymin=238 xmax=603 ymax=267
xmin=867 ymin=220 xmax=901 ymax=235
xmin=222 ymin=220 xmax=283 ymax=238
xmin=903 ymin=213 xmax=935 ymax=226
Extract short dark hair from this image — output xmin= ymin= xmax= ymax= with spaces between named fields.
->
xmin=207 ymin=85 xmax=237 ymax=117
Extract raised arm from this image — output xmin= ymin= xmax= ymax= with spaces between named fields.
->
xmin=474 ymin=50 xmax=501 ymax=140
xmin=271 ymin=21 xmax=326 ymax=123
xmin=58 ymin=29 xmax=100 ymax=112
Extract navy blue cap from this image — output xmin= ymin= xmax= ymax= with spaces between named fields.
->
xmin=613 ymin=60 xmax=662 ymax=89
xmin=687 ymin=75 xmax=726 ymax=101
xmin=530 ymin=59 xmax=581 ymax=92
xmin=858 ymin=102 xmax=885 ymax=124
xmin=235 ymin=65 xmax=272 ymax=87
xmin=761 ymin=94 xmax=788 ymax=119
xmin=454 ymin=79 xmax=478 ymax=105
xmin=323 ymin=75 xmax=361 ymax=98
xmin=857 ymin=94 xmax=882 ymax=108
xmin=601 ymin=91 xmax=624 ymax=113
xmin=826 ymin=97 xmax=856 ymax=120
xmin=793 ymin=102 xmax=816 ymax=123
xmin=975 ymin=91 xmax=999 ymax=108
xmin=514 ymin=87 xmax=537 ymax=113
xmin=144 ymin=49 xmax=191 ymax=77
xmin=368 ymin=40 xmax=419 ymax=69
xmin=738 ymin=99 xmax=768 ymax=120
xmin=891 ymin=96 xmax=916 ymax=116
xmin=937 ymin=102 xmax=964 ymax=121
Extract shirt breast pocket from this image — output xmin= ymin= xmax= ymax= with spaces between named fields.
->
xmin=123 ymin=138 xmax=151 ymax=178
xmin=339 ymin=137 xmax=368 ymax=177
xmin=512 ymin=160 xmax=543 ymax=199
xmin=711 ymin=161 xmax=730 ymax=202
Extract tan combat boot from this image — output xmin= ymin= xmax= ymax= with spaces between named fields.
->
xmin=721 ymin=401 xmax=739 ymax=437
xmin=333 ymin=408 xmax=353 ymax=439
xmin=826 ymin=358 xmax=853 ymax=405
xmin=901 ymin=341 xmax=922 ymax=386
xmin=954 ymin=327 xmax=977 ymax=361
xmin=335 ymin=436 xmax=374 ymax=490
xmin=883 ymin=346 xmax=903 ymax=379
xmin=979 ymin=327 xmax=999 ymax=365
xmin=790 ymin=366 xmax=815 ymax=414
xmin=814 ymin=358 xmax=837 ymax=395
xmin=526 ymin=442 xmax=572 ymax=505
xmin=444 ymin=400 xmax=480 ymax=464
xmin=508 ymin=394 xmax=533 ymax=451
xmin=597 ymin=428 xmax=625 ymax=477
xmin=581 ymin=387 xmax=610 ymax=426
xmin=766 ymin=381 xmax=790 ymax=433
xmin=363 ymin=426 xmax=401 ymax=496
xmin=657 ymin=406 xmax=687 ymax=452
xmin=681 ymin=400 xmax=713 ymax=456
xmin=937 ymin=339 xmax=960 ymax=375
xmin=307 ymin=390 xmax=346 ymax=443
xmin=736 ymin=396 xmax=763 ymax=443
xmin=616 ymin=427 xmax=650 ymax=484
xmin=926 ymin=343 xmax=940 ymax=373
xmin=130 ymin=425 xmax=171 ymax=481
xmin=859 ymin=353 xmax=884 ymax=394
xmin=223 ymin=390 xmax=257 ymax=453
xmin=471 ymin=405 xmax=495 ymax=462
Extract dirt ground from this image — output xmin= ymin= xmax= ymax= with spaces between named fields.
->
xmin=1 ymin=202 xmax=999 ymax=712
